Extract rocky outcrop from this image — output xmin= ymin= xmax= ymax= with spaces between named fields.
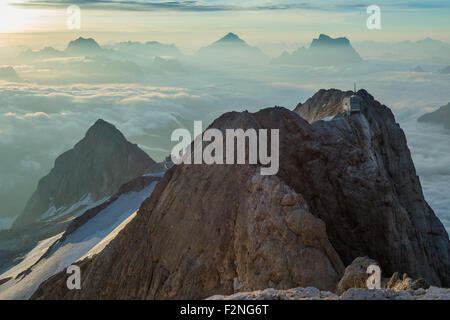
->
xmin=335 ymin=257 xmax=431 ymax=295
xmin=335 ymin=257 xmax=380 ymax=295
xmin=208 ymin=286 xmax=450 ymax=300
xmin=386 ymin=272 xmax=430 ymax=291
xmin=291 ymin=89 xmax=449 ymax=286
xmin=418 ymin=102 xmax=450 ymax=130
xmin=31 ymin=89 xmax=450 ymax=299
xmin=13 ymin=119 xmax=156 ymax=228
xmin=32 ymin=165 xmax=345 ymax=299
xmin=294 ymin=88 xmax=352 ymax=123
xmin=112 ymin=41 xmax=183 ymax=59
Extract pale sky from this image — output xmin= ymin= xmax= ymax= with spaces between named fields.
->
xmin=1 ymin=0 xmax=450 ymax=52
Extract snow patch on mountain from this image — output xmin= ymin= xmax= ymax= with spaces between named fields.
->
xmin=0 ymin=180 xmax=158 ymax=300
xmin=40 ymin=194 xmax=108 ymax=222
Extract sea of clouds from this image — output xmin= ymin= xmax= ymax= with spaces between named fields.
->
xmin=0 ymin=50 xmax=449 ymax=233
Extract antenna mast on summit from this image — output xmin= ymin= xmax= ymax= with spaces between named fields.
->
xmin=354 ymin=82 xmax=357 ymax=93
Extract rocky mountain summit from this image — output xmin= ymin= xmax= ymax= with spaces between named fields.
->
xmin=33 ymin=165 xmax=346 ymax=299
xmin=294 ymin=88 xmax=352 ymax=122
xmin=292 ymin=89 xmax=449 ymax=286
xmin=31 ymin=89 xmax=449 ymax=299
xmin=13 ymin=119 xmax=156 ymax=228
xmin=1 ymin=119 xmax=159 ymax=278
xmin=418 ymin=102 xmax=450 ymax=130
xmin=273 ymin=34 xmax=362 ymax=66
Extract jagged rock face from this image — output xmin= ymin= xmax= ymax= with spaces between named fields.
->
xmin=418 ymin=102 xmax=450 ymax=130
xmin=31 ymin=164 xmax=345 ymax=299
xmin=294 ymin=88 xmax=352 ymax=123
xmin=386 ymin=272 xmax=430 ymax=291
xmin=291 ymin=89 xmax=449 ymax=286
xmin=31 ymin=89 xmax=450 ymax=299
xmin=13 ymin=119 xmax=155 ymax=228
xmin=335 ymin=256 xmax=380 ymax=295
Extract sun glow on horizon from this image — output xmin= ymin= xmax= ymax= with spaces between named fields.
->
xmin=0 ymin=2 xmax=27 ymax=33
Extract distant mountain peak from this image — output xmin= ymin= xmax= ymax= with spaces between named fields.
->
xmin=215 ymin=32 xmax=246 ymax=45
xmin=89 ymin=118 xmax=121 ymax=133
xmin=66 ymin=37 xmax=101 ymax=53
xmin=13 ymin=119 xmax=155 ymax=228
xmin=70 ymin=37 xmax=99 ymax=45
xmin=84 ymin=119 xmax=126 ymax=142
xmin=311 ymin=34 xmax=351 ymax=47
